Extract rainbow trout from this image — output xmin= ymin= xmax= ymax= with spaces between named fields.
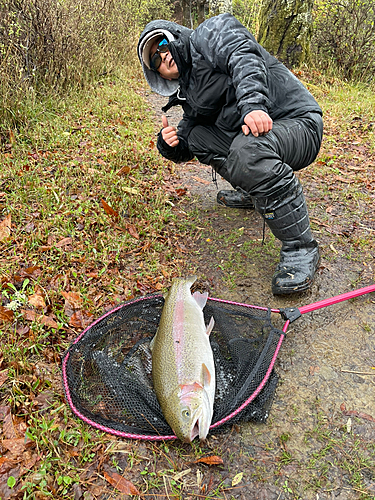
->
xmin=150 ymin=276 xmax=215 ymax=442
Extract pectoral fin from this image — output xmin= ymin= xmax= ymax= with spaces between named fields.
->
xmin=202 ymin=363 xmax=211 ymax=386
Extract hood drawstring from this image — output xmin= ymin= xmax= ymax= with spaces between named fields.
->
xmin=161 ymin=88 xmax=186 ymax=113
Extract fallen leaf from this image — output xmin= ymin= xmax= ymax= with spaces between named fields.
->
xmin=192 ymin=176 xmax=210 ymax=185
xmin=101 ymin=199 xmax=119 ymax=218
xmin=1 ymin=438 xmax=26 ymax=455
xmin=3 ymin=409 xmax=16 ymax=439
xmin=309 ymin=366 xmax=320 ymax=376
xmin=195 ymin=455 xmax=224 ymax=466
xmin=55 ymin=237 xmax=73 ymax=248
xmin=61 ymin=291 xmax=83 ymax=309
xmin=24 ymin=266 xmax=41 ymax=276
xmin=0 ymin=214 xmax=11 ymax=241
xmin=126 ymin=224 xmax=139 ymax=240
xmin=69 ymin=310 xmax=94 ymax=329
xmin=0 ymin=406 xmax=11 ymax=419
xmin=28 ymin=292 xmax=46 ymax=309
xmin=0 ymin=306 xmax=14 ymax=322
xmin=116 ymin=165 xmax=131 ymax=176
xmin=232 ymin=472 xmax=243 ymax=487
xmin=22 ymin=310 xmax=59 ymax=329
xmin=0 ymin=369 xmax=8 ymax=388
xmin=16 ymin=324 xmax=30 ymax=335
xmin=103 ymin=471 xmax=140 ymax=495
xmin=175 ymin=187 xmax=187 ymax=196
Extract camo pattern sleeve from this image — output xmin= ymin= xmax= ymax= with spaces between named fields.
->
xmin=189 ymin=13 xmax=270 ymax=118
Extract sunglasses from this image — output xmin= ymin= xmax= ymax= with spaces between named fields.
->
xmin=150 ymin=38 xmax=169 ymax=71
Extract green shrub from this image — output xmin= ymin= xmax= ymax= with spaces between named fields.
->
xmin=0 ymin=0 xmax=172 ymax=132
xmin=312 ymin=0 xmax=375 ymax=83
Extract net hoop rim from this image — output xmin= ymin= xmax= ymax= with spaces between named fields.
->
xmin=62 ymin=294 xmax=284 ymax=440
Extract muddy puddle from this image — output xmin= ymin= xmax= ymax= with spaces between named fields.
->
xmin=145 ymin=91 xmax=375 ymax=499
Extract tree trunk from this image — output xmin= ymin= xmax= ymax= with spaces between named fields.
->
xmin=181 ymin=0 xmax=193 ymax=28
xmin=257 ymin=0 xmax=313 ymax=67
xmin=196 ymin=0 xmax=206 ymax=25
xmin=209 ymin=0 xmax=232 ymax=17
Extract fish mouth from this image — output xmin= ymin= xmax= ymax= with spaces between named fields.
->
xmin=189 ymin=410 xmax=210 ymax=442
xmin=190 ymin=418 xmax=200 ymax=442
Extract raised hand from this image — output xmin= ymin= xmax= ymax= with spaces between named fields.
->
xmin=242 ymin=110 xmax=273 ymax=137
xmin=161 ymin=115 xmax=179 ymax=147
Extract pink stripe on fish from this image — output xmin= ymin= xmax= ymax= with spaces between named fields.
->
xmin=173 ymin=286 xmax=186 ymax=382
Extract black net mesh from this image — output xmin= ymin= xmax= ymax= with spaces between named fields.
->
xmin=62 ymin=295 xmax=284 ymax=439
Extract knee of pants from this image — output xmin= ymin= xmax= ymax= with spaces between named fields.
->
xmin=226 ymin=134 xmax=294 ymax=196
xmin=187 ymin=125 xmax=234 ymax=164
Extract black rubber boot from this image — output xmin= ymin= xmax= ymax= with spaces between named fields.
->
xmin=217 ymin=190 xmax=254 ymax=209
xmin=254 ymin=177 xmax=319 ymax=295
xmin=209 ymin=156 xmax=254 ymax=209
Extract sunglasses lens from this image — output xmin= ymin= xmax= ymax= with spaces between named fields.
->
xmin=150 ymin=38 xmax=169 ymax=71
xmin=150 ymin=53 xmax=162 ymax=70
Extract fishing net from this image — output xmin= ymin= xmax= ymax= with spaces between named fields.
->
xmin=62 ymin=294 xmax=285 ymax=440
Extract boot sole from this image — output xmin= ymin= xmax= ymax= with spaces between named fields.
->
xmin=217 ymin=199 xmax=254 ymax=209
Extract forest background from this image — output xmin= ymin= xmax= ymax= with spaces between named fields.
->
xmin=0 ymin=0 xmax=375 ymax=499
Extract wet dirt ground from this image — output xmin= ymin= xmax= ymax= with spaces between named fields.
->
xmin=144 ymin=91 xmax=375 ymax=499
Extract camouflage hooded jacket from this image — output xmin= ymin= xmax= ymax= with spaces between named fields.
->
xmin=137 ymin=14 xmax=322 ymax=163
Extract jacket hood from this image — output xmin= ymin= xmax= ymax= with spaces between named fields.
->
xmin=138 ymin=20 xmax=193 ymax=97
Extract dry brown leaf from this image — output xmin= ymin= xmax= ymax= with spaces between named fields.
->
xmin=28 ymin=292 xmax=46 ymax=309
xmin=126 ymin=224 xmax=139 ymax=240
xmin=0 ymin=214 xmax=11 ymax=241
xmin=61 ymin=291 xmax=83 ymax=309
xmin=103 ymin=471 xmax=140 ymax=495
xmin=0 ymin=369 xmax=9 ymax=388
xmin=309 ymin=366 xmax=320 ymax=376
xmin=195 ymin=455 xmax=224 ymax=465
xmin=55 ymin=237 xmax=73 ymax=248
xmin=191 ymin=176 xmax=210 ymax=185
xmin=22 ymin=309 xmax=59 ymax=329
xmin=101 ymin=199 xmax=119 ymax=218
xmin=0 ymin=306 xmax=14 ymax=322
xmin=0 ymin=406 xmax=11 ymax=419
xmin=1 ymin=438 xmax=26 ymax=455
xmin=116 ymin=165 xmax=131 ymax=176
xmin=3 ymin=409 xmax=16 ymax=439
xmin=24 ymin=266 xmax=41 ymax=276
xmin=69 ymin=310 xmax=94 ymax=329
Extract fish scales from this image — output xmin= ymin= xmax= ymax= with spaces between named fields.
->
xmin=150 ymin=276 xmax=215 ymax=442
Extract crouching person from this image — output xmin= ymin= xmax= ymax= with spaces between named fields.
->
xmin=137 ymin=13 xmax=323 ymax=295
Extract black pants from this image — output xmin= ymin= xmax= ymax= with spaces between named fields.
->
xmin=187 ymin=112 xmax=323 ymax=198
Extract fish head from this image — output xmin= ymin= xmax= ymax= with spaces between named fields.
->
xmin=171 ymin=383 xmax=213 ymax=443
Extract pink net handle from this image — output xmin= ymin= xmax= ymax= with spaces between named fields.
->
xmin=299 ymin=283 xmax=375 ymax=315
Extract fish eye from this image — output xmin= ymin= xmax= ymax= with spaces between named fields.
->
xmin=182 ymin=409 xmax=190 ymax=418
